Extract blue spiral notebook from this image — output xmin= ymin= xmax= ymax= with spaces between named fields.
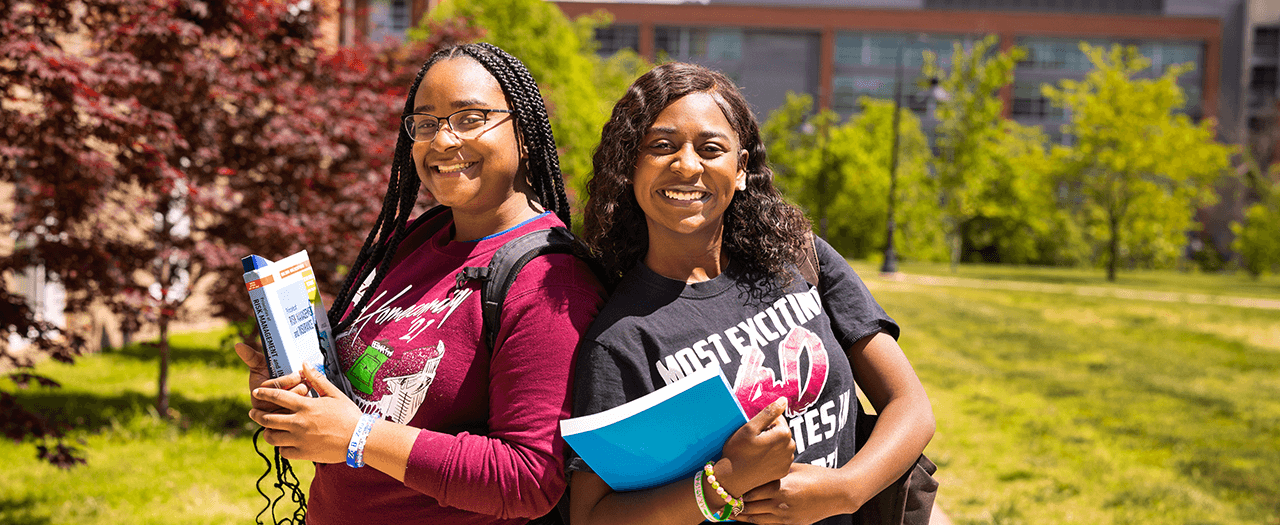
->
xmin=561 ymin=363 xmax=748 ymax=492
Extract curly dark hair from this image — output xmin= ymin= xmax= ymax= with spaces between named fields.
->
xmin=328 ymin=42 xmax=569 ymax=334
xmin=583 ymin=62 xmax=811 ymax=288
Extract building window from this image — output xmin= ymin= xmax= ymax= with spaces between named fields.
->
xmin=836 ymin=32 xmax=965 ymax=68
xmin=1255 ymin=27 xmax=1279 ymax=60
xmin=1011 ymin=81 xmax=1063 ymax=119
xmin=833 ymin=76 xmax=895 ymax=114
xmin=1019 ymin=38 xmax=1105 ymax=71
xmin=390 ymin=0 xmax=409 ymax=32
xmin=1251 ymin=66 xmax=1278 ymax=110
xmin=924 ymin=0 xmax=1161 ymax=15
xmin=595 ymin=25 xmax=639 ymax=57
xmin=656 ymin=27 xmax=743 ymax=62
xmin=1140 ymin=42 xmax=1202 ymax=73
xmin=835 ymin=33 xmax=862 ymax=65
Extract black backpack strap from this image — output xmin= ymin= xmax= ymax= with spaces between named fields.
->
xmin=454 ymin=226 xmax=600 ymax=353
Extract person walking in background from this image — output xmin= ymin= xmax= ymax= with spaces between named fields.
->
xmin=235 ymin=42 xmax=604 ymax=524
xmin=568 ymin=62 xmax=934 ymax=525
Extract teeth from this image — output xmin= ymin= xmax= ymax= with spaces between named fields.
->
xmin=435 ymin=162 xmax=475 ymax=173
xmin=662 ymin=189 xmax=706 ymax=201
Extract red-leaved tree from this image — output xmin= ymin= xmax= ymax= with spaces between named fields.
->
xmin=1 ymin=0 xmax=477 ymax=465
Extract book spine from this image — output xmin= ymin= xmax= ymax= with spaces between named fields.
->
xmin=246 ymin=281 xmax=286 ymax=378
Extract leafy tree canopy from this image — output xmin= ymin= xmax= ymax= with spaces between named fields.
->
xmin=1044 ymin=43 xmax=1234 ymax=280
xmin=762 ymin=93 xmax=945 ymax=262
xmin=1 ymin=0 xmax=473 ymax=464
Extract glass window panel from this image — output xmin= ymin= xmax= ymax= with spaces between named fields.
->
xmin=836 ymin=32 xmax=863 ymax=65
xmin=867 ymin=34 xmax=907 ymax=67
xmin=1161 ymin=43 xmax=1201 ymax=72
xmin=655 ymin=26 xmax=682 ymax=58
xmin=596 ymin=25 xmax=639 ymax=57
xmin=706 ymin=29 xmax=743 ymax=61
xmin=390 ymin=0 xmax=409 ymax=32
xmin=834 ymin=75 xmax=895 ymax=113
xmin=1011 ymin=79 xmax=1063 ymax=119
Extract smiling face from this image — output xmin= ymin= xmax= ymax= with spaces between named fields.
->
xmin=411 ymin=57 xmax=529 ymax=218
xmin=632 ymin=92 xmax=748 ymax=249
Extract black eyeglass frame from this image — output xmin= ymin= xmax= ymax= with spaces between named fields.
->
xmin=401 ymin=108 xmax=514 ymax=142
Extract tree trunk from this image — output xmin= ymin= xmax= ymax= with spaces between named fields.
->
xmin=1107 ymin=214 xmax=1119 ymax=282
xmin=156 ymin=315 xmax=170 ymax=418
xmin=949 ymin=226 xmax=962 ymax=274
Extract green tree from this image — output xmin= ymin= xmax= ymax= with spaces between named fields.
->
xmin=1232 ymin=179 xmax=1280 ymax=277
xmin=763 ymin=93 xmax=945 ymax=262
xmin=417 ymin=0 xmax=648 ymax=208
xmin=921 ymin=35 xmax=1033 ymax=269
xmin=1044 ymin=44 xmax=1234 ymax=281
xmin=958 ymin=120 xmax=1087 ymax=265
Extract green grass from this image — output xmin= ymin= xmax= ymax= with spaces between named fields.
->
xmin=1 ymin=328 xmax=314 ymax=525
xmin=850 ymin=260 xmax=1280 ymax=299
xmin=3 ymin=264 xmax=1279 ymax=524
xmin=858 ymin=267 xmax=1280 ymax=525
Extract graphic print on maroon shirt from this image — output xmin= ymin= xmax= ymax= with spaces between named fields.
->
xmin=337 ymin=280 xmax=470 ymax=425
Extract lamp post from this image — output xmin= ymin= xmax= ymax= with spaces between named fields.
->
xmin=881 ymin=37 xmax=946 ymax=276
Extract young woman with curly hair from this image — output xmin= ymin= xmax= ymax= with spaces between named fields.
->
xmin=234 ymin=43 xmax=603 ymax=524
xmin=568 ymin=62 xmax=934 ymax=525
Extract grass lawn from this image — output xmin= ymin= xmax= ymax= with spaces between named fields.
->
xmin=2 ymin=264 xmax=1278 ymax=524
xmin=858 ymin=266 xmax=1280 ymax=525
xmin=0 ymin=329 xmax=314 ymax=525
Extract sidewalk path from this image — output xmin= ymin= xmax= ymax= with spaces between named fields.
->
xmin=932 ymin=501 xmax=953 ymax=525
xmin=874 ymin=273 xmax=1280 ymax=310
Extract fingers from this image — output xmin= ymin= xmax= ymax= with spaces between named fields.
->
xmin=253 ymin=385 xmax=305 ymax=412
xmin=300 ymin=363 xmax=344 ymax=399
xmin=257 ymin=427 xmax=298 ymax=450
xmin=234 ymin=342 xmax=267 ymax=370
xmin=742 ymin=480 xmax=781 ymax=502
xmin=262 ymin=372 xmax=305 ymax=391
xmin=745 ymin=397 xmax=789 ymax=434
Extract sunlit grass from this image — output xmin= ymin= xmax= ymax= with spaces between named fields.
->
xmin=850 ymin=259 xmax=1280 ymax=299
xmin=3 ymin=263 xmax=1279 ymax=524
xmin=861 ymin=271 xmax=1280 ymax=525
xmin=1 ymin=328 xmax=314 ymax=525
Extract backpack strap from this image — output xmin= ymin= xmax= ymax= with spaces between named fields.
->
xmin=798 ymin=231 xmax=821 ymax=291
xmin=454 ymin=226 xmax=602 ymax=353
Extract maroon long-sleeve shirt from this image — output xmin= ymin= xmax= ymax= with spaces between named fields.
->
xmin=307 ymin=212 xmax=603 ymax=524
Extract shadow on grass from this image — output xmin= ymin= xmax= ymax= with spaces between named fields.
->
xmin=8 ymin=388 xmax=255 ymax=438
xmin=105 ymin=336 xmax=248 ymax=370
xmin=0 ymin=496 xmax=52 ymax=525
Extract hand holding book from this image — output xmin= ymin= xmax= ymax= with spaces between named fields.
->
xmin=561 ymin=363 xmax=796 ymax=496
xmin=707 ymin=397 xmax=794 ymax=501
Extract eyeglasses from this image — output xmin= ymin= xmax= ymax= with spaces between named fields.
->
xmin=401 ymin=109 xmax=513 ymax=142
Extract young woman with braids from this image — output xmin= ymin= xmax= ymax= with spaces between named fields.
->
xmin=567 ymin=63 xmax=934 ymax=525
xmin=233 ymin=43 xmax=604 ymax=524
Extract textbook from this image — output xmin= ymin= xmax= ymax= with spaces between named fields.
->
xmin=561 ymin=363 xmax=748 ymax=492
xmin=242 ymin=250 xmax=353 ymax=398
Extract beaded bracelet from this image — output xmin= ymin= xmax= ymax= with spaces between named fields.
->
xmin=346 ymin=413 xmax=377 ymax=468
xmin=694 ymin=469 xmax=735 ymax=522
xmin=704 ymin=461 xmax=745 ymax=518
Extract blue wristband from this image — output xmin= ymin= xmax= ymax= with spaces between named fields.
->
xmin=346 ymin=413 xmax=377 ymax=468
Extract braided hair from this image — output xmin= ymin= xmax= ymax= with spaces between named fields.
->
xmin=327 ymin=42 xmax=570 ymax=335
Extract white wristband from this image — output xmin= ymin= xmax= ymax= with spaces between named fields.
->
xmin=346 ymin=413 xmax=377 ymax=468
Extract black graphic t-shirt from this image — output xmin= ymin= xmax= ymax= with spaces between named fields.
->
xmin=569 ymin=236 xmax=898 ymax=525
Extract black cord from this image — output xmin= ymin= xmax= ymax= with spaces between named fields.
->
xmin=253 ymin=427 xmax=308 ymax=524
